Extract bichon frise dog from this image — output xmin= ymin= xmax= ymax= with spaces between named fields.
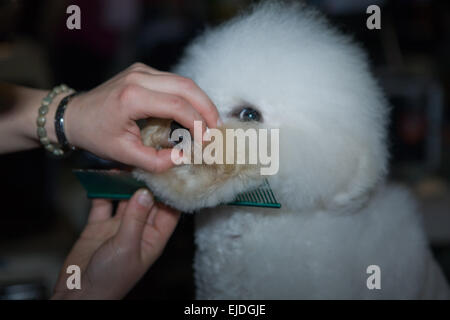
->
xmin=134 ymin=1 xmax=449 ymax=299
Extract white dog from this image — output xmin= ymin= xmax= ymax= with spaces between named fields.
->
xmin=135 ymin=1 xmax=449 ymax=299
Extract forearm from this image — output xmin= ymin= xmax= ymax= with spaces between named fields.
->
xmin=0 ymin=83 xmax=62 ymax=154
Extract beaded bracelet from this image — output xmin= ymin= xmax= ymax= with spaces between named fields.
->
xmin=37 ymin=84 xmax=75 ymax=157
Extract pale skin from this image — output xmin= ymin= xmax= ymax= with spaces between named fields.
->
xmin=52 ymin=189 xmax=180 ymax=299
xmin=0 ymin=62 xmax=221 ymax=299
xmin=0 ymin=62 xmax=221 ymax=171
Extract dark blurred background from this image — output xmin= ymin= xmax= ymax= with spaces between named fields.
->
xmin=0 ymin=0 xmax=449 ymax=299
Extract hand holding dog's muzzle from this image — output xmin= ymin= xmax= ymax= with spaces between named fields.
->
xmin=61 ymin=63 xmax=220 ymax=173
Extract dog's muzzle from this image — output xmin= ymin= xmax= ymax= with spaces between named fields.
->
xmin=169 ymin=121 xmax=187 ymax=145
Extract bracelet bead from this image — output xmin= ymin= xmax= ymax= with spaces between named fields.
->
xmin=42 ymin=98 xmax=51 ymax=106
xmin=37 ymin=116 xmax=46 ymax=126
xmin=37 ymin=127 xmax=46 ymax=138
xmin=45 ymin=144 xmax=55 ymax=152
xmin=39 ymin=105 xmax=49 ymax=115
xmin=37 ymin=84 xmax=74 ymax=157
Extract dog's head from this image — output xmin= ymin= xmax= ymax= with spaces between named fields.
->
xmin=135 ymin=2 xmax=389 ymax=212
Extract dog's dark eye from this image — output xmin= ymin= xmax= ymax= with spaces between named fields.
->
xmin=235 ymin=107 xmax=262 ymax=122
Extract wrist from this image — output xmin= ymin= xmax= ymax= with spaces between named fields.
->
xmin=62 ymin=92 xmax=83 ymax=150
xmin=42 ymin=93 xmax=66 ymax=145
xmin=18 ymin=88 xmax=49 ymax=148
xmin=20 ymin=87 xmax=67 ymax=147
xmin=33 ymin=85 xmax=77 ymax=156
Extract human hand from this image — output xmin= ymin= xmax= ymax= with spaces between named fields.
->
xmin=64 ymin=63 xmax=220 ymax=172
xmin=52 ymin=189 xmax=180 ymax=300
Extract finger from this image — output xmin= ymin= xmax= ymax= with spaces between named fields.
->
xmin=153 ymin=203 xmax=181 ymax=236
xmin=106 ymin=63 xmax=171 ymax=88
xmin=135 ymin=73 xmax=221 ymax=128
xmin=121 ymin=84 xmax=207 ymax=135
xmin=115 ymin=200 xmax=128 ymax=219
xmin=88 ymin=199 xmax=113 ymax=223
xmin=141 ymin=204 xmax=180 ymax=261
xmin=113 ymin=63 xmax=168 ymax=82
xmin=147 ymin=205 xmax=159 ymax=226
xmin=142 ymin=204 xmax=180 ymax=245
xmin=116 ymin=189 xmax=154 ymax=246
xmin=126 ymin=62 xmax=171 ymax=76
xmin=125 ymin=142 xmax=176 ymax=173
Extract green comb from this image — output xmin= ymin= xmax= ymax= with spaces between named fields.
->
xmin=73 ymin=169 xmax=281 ymax=209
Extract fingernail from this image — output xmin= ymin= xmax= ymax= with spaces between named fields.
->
xmin=217 ymin=118 xmax=223 ymax=127
xmin=137 ymin=189 xmax=153 ymax=207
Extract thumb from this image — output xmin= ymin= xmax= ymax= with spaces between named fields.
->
xmin=88 ymin=199 xmax=113 ymax=223
xmin=116 ymin=189 xmax=154 ymax=246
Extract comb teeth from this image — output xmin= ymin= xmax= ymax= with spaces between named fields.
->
xmin=74 ymin=170 xmax=281 ymax=209
xmin=228 ymin=179 xmax=281 ymax=208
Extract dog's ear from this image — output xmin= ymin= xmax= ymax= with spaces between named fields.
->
xmin=330 ymin=144 xmax=387 ymax=210
xmin=269 ymin=125 xmax=388 ymax=213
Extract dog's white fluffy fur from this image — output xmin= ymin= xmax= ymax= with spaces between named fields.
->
xmin=138 ymin=1 xmax=450 ymax=298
